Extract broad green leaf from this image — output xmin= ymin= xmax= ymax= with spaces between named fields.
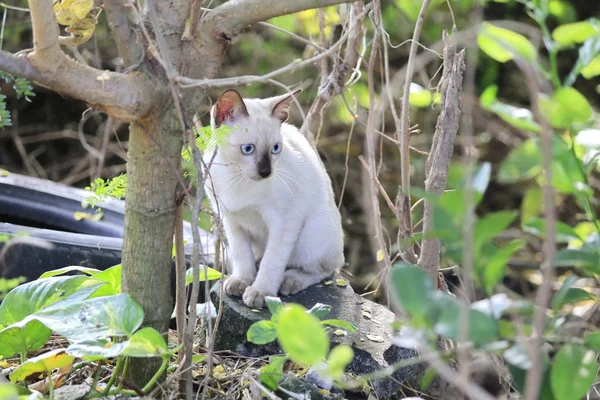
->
xmin=554 ymin=248 xmax=600 ymax=272
xmin=539 ymin=88 xmax=593 ymax=129
xmin=581 ymin=55 xmax=600 ymax=78
xmin=555 ymin=288 xmax=595 ymax=309
xmin=391 ymin=264 xmax=435 ymax=321
xmin=523 ymin=218 xmax=581 ymax=244
xmin=0 ymin=383 xmax=34 ymax=398
xmin=89 ymin=264 xmax=122 ymax=297
xmin=265 ymin=297 xmax=283 ymax=316
xmin=521 ymin=186 xmax=543 ymax=223
xmin=552 ymin=19 xmax=600 ymax=46
xmin=0 ymin=276 xmax=104 ymax=326
xmin=566 ymin=36 xmax=600 ymax=85
xmin=551 ymin=344 xmax=597 ymax=400
xmin=551 ymin=275 xmax=577 ymax=310
xmin=247 ymin=320 xmax=277 ymax=345
xmin=584 ymin=332 xmax=600 ymax=351
xmin=480 ymin=240 xmax=526 ymax=294
xmin=307 ymin=303 xmax=332 ymax=319
xmin=498 ymin=139 xmax=541 ymax=183
xmin=478 ymin=22 xmax=537 ymax=63
xmin=483 ymin=98 xmax=541 ymax=133
xmin=0 ymin=319 xmax=52 ymax=358
xmin=38 ymin=266 xmax=100 ymax=279
xmin=185 ymin=266 xmax=222 ymax=286
xmin=32 ymin=293 xmax=144 ymax=341
xmin=326 ymin=345 xmax=354 ymax=379
xmin=320 ymin=319 xmax=357 ymax=332
xmin=66 ymin=338 xmax=129 ymax=361
xmin=277 ymin=304 xmax=329 ymax=366
xmin=434 ymin=304 xmax=498 ymax=343
xmin=479 ymin=85 xmax=497 ymax=108
xmin=122 ymin=327 xmax=171 ymax=358
xmin=260 ymin=355 xmax=286 ymax=390
xmin=10 ymin=349 xmax=74 ymax=383
xmin=474 ymin=211 xmax=518 ymax=251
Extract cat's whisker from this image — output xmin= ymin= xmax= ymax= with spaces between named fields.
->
xmin=227 ymin=174 xmax=247 ymax=194
xmin=274 ymin=172 xmax=294 ymax=195
xmin=218 ymin=172 xmax=244 ymax=195
xmin=276 ymin=168 xmax=301 ymax=189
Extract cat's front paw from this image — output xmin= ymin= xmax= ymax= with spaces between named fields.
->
xmin=223 ymin=275 xmax=252 ymax=297
xmin=242 ymin=286 xmax=274 ymax=308
xmin=279 ymin=270 xmax=308 ymax=296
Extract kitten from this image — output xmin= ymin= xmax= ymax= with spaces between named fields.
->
xmin=203 ymin=89 xmax=344 ymax=308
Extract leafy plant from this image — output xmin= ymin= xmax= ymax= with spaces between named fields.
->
xmin=247 ymin=297 xmax=356 ymax=389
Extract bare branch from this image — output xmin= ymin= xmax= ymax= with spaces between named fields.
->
xmin=0 ymin=50 xmax=40 ymax=80
xmin=181 ymin=0 xmax=204 ymax=41
xmin=300 ymin=1 xmax=365 ymax=147
xmin=520 ymin=61 xmax=555 ymax=400
xmin=103 ymin=0 xmax=144 ymax=67
xmin=418 ymin=33 xmax=466 ymax=284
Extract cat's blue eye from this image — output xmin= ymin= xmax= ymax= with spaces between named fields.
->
xmin=271 ymin=143 xmax=282 ymax=154
xmin=240 ymin=144 xmax=255 ymax=155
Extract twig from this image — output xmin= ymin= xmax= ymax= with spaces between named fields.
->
xmin=174 ymin=202 xmax=188 ymax=397
xmin=519 ymin=61 xmax=556 ymax=400
xmin=181 ymin=0 xmax=204 ymax=41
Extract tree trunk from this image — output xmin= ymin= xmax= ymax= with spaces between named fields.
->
xmin=122 ymin=108 xmax=183 ymax=383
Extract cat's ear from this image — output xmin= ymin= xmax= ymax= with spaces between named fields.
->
xmin=271 ymin=89 xmax=301 ymax=122
xmin=213 ymin=89 xmax=249 ymax=126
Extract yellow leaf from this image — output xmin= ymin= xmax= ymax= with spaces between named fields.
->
xmin=54 ymin=0 xmax=93 ymax=26
xmin=10 ymin=349 xmax=74 ymax=383
xmin=73 ymin=211 xmax=103 ymax=221
xmin=335 ymin=279 xmax=347 ymax=287
xmin=0 ymin=168 xmax=10 ymax=176
xmin=376 ymin=249 xmax=384 ymax=262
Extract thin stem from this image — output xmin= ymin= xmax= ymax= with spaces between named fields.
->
xmin=104 ymin=356 xmax=124 ymax=395
xmin=141 ymin=357 xmax=168 ymax=394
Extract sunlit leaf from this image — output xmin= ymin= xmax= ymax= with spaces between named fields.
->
xmin=0 ymin=319 xmax=52 ymax=358
xmin=326 ymin=345 xmax=354 ymax=379
xmin=478 ymin=22 xmax=537 ymax=63
xmin=32 ymin=293 xmax=144 ymax=341
xmin=54 ymin=0 xmax=93 ymax=26
xmin=538 ymin=88 xmax=592 ymax=128
xmin=122 ymin=327 xmax=171 ymax=358
xmin=89 ymin=264 xmax=122 ymax=297
xmin=185 ymin=266 xmax=222 ymax=286
xmin=307 ymin=303 xmax=332 ymax=319
xmin=552 ymin=19 xmax=600 ymax=46
xmin=409 ymin=83 xmax=433 ymax=108
xmin=66 ymin=338 xmax=129 ymax=361
xmin=38 ymin=266 xmax=100 ymax=279
xmin=277 ymin=304 xmax=329 ymax=366
xmin=10 ymin=349 xmax=74 ymax=383
xmin=320 ymin=319 xmax=357 ymax=332
xmin=566 ymin=36 xmax=600 ymax=85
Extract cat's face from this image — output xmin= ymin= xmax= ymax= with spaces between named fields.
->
xmin=212 ymin=89 xmax=299 ymax=181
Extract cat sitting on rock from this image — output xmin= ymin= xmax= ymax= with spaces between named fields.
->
xmin=204 ymin=89 xmax=344 ymax=308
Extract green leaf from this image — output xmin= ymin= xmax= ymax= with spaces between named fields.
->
xmin=498 ymin=139 xmax=542 ymax=183
xmin=260 ymin=355 xmax=286 ymax=390
xmin=32 ymin=293 xmax=144 ymax=341
xmin=307 ymin=303 xmax=332 ymax=319
xmin=538 ymin=88 xmax=593 ymax=129
xmin=326 ymin=345 xmax=354 ymax=379
xmin=185 ymin=266 xmax=222 ymax=286
xmin=523 ymin=218 xmax=581 ymax=243
xmin=566 ymin=36 xmax=600 ymax=85
xmin=391 ymin=264 xmax=435 ymax=320
xmin=551 ymin=275 xmax=577 ymax=310
xmin=0 ymin=382 xmax=33 ymax=398
xmin=89 ymin=264 xmax=122 ymax=297
xmin=584 ymin=332 xmax=600 ymax=351
xmin=66 ymin=338 xmax=129 ymax=361
xmin=0 ymin=319 xmax=52 ymax=358
xmin=552 ymin=19 xmax=600 ymax=46
xmin=478 ymin=22 xmax=537 ymax=63
xmin=480 ymin=240 xmax=526 ymax=294
xmin=10 ymin=349 xmax=74 ymax=383
xmin=474 ymin=211 xmax=518 ymax=251
xmin=247 ymin=320 xmax=278 ymax=345
xmin=479 ymin=85 xmax=497 ymax=108
xmin=434 ymin=299 xmax=498 ymax=344
xmin=0 ymin=276 xmax=104 ymax=326
xmin=521 ymin=186 xmax=543 ymax=223
xmin=320 ymin=319 xmax=357 ymax=332
xmin=485 ymin=100 xmax=541 ymax=133
xmin=265 ymin=296 xmax=283 ymax=316
xmin=276 ymin=304 xmax=329 ymax=366
xmin=550 ymin=344 xmax=597 ymax=400
xmin=554 ymin=248 xmax=600 ymax=272
xmin=38 ymin=266 xmax=100 ymax=279
xmin=122 ymin=327 xmax=171 ymax=358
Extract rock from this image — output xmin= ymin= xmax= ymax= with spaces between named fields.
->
xmin=276 ymin=374 xmax=345 ymax=400
xmin=210 ymin=279 xmax=425 ymax=399
xmin=53 ymin=384 xmax=143 ymax=400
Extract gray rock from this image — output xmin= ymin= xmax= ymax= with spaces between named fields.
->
xmin=210 ymin=279 xmax=425 ymax=399
xmin=277 ymin=374 xmax=345 ymax=400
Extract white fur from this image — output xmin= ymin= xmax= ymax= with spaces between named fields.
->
xmin=204 ymin=93 xmax=344 ymax=308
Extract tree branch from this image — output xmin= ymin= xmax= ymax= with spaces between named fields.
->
xmin=103 ymin=0 xmax=144 ymax=67
xmin=418 ymin=33 xmax=466 ymax=284
xmin=15 ymin=0 xmax=161 ymax=121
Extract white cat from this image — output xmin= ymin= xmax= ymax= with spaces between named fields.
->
xmin=203 ymin=89 xmax=344 ymax=308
